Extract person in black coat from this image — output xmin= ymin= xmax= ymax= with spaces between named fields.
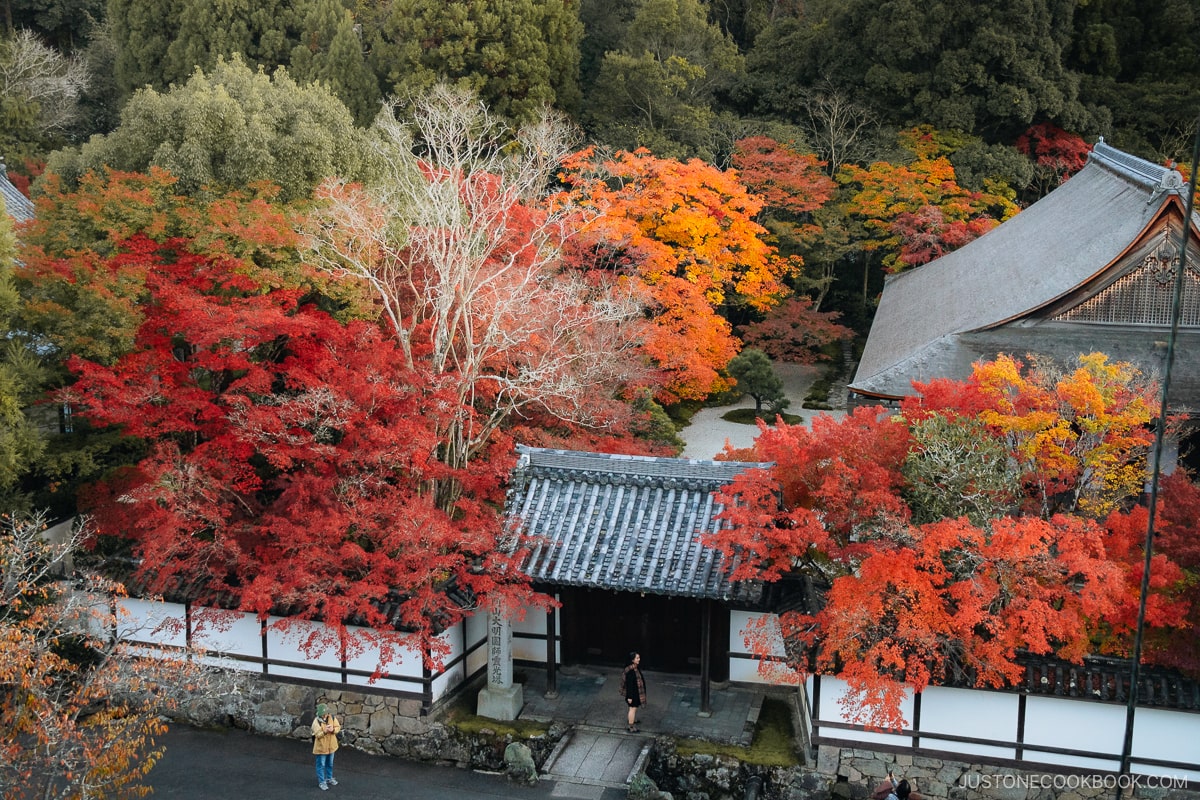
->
xmin=621 ymin=651 xmax=646 ymax=732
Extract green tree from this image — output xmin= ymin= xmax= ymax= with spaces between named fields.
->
xmin=107 ymin=0 xmax=378 ymax=124
xmin=746 ymin=0 xmax=1094 ymax=143
xmin=162 ymin=0 xmax=296 ymax=86
xmin=901 ymin=414 xmax=1020 ymax=526
xmin=44 ymin=56 xmax=375 ymax=203
xmin=6 ymin=0 xmax=104 ymax=51
xmin=727 ymin=348 xmax=788 ymax=414
xmin=106 ymin=0 xmax=181 ymax=93
xmin=289 ymin=0 xmax=379 ymax=125
xmin=583 ymin=0 xmax=744 ymax=161
xmin=1067 ymin=0 xmax=1200 ymax=161
xmin=0 ymin=197 xmax=44 ymax=509
xmin=0 ymin=29 xmax=89 ymax=164
xmin=368 ymin=0 xmax=583 ymax=124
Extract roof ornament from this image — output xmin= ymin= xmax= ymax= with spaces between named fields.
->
xmin=1145 ymin=230 xmax=1181 ymax=288
xmin=1158 ymin=169 xmax=1185 ymax=192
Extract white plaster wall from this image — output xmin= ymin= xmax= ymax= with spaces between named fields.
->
xmin=728 ymin=610 xmax=794 ymax=685
xmin=431 ymin=626 xmax=464 ymax=701
xmin=513 ymin=610 xmax=547 ymax=635
xmin=1023 ymin=696 xmax=1125 ymax=771
xmin=114 ymin=598 xmax=187 ymax=647
xmin=510 ymin=601 xmax=560 ymax=665
xmin=1128 ymin=707 xmax=1200 ymax=783
xmin=342 ymin=624 xmax=425 ymax=688
xmin=192 ymin=609 xmax=260 ymax=660
xmin=817 ymin=675 xmax=915 ymax=748
xmin=919 ymin=685 xmax=1018 ymax=759
xmin=265 ymin=616 xmax=339 ymax=679
xmin=465 ymin=612 xmax=489 ymax=675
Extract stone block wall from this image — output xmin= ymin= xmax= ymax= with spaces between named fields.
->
xmin=164 ymin=671 xmax=564 ymax=772
xmin=806 ymin=746 xmax=1198 ymax=800
xmin=644 ymin=739 xmax=1199 ymax=800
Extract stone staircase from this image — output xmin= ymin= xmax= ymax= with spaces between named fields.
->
xmin=540 ymin=727 xmax=651 ymax=797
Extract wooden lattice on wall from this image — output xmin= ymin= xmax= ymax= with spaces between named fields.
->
xmin=1055 ymin=232 xmax=1200 ymax=326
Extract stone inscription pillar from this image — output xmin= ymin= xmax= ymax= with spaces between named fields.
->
xmin=476 ymin=603 xmax=524 ymax=720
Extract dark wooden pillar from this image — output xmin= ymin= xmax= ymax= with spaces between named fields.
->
xmin=545 ymin=604 xmax=559 ymax=698
xmin=699 ymin=599 xmax=712 ymax=715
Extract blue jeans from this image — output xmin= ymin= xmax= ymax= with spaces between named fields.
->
xmin=315 ymin=752 xmax=335 ymax=785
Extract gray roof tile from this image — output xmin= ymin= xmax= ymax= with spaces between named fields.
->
xmin=1 ymin=163 xmax=34 ymax=223
xmin=508 ymin=446 xmax=772 ymax=601
xmin=851 ymin=141 xmax=1198 ymax=401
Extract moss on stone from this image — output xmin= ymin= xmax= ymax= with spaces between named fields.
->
xmin=673 ymin=698 xmax=799 ymax=767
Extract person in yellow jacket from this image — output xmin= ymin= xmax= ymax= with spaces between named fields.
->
xmin=311 ymin=702 xmax=342 ymax=790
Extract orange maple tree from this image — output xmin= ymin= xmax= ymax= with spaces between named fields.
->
xmin=563 ymin=147 xmax=797 ymax=401
xmin=839 ymin=127 xmax=1019 ymax=273
xmin=907 ymin=353 xmax=1157 ymax=519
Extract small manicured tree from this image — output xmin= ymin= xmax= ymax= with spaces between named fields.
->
xmin=727 ymin=348 xmax=788 ymax=415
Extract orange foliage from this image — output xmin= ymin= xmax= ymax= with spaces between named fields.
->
xmin=808 ymin=514 xmax=1124 ymax=728
xmin=711 ymin=353 xmax=1188 ymax=728
xmin=909 ymin=353 xmax=1156 ymax=518
xmin=563 ymin=147 xmax=796 ymax=401
xmin=839 ymin=127 xmax=1018 ymax=273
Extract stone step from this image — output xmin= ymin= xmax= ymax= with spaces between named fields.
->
xmin=542 ymin=727 xmax=651 ymax=789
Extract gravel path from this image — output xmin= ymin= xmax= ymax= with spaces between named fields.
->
xmin=679 ymin=361 xmax=848 ymax=460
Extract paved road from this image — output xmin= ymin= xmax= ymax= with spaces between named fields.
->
xmin=147 ymin=724 xmax=624 ymax=800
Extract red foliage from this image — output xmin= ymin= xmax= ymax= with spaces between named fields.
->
xmin=731 ymin=137 xmax=835 ymax=216
xmin=68 ymin=235 xmax=540 ymax=669
xmin=712 ymin=407 xmax=912 ymax=580
xmin=1015 ymin=123 xmax=1091 ymax=186
xmin=801 ymin=514 xmax=1124 ymax=728
xmin=738 ymin=296 xmax=853 ymax=364
xmin=711 ymin=354 xmax=1194 ymax=726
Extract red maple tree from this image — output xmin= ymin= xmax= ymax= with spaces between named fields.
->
xmin=712 ymin=354 xmax=1194 ymax=727
xmin=1015 ymin=122 xmax=1091 ymax=197
xmin=737 ymin=296 xmax=853 ymax=364
xmin=66 ymin=234 xmax=538 ymax=668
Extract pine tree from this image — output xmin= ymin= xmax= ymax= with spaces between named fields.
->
xmin=727 ymin=348 xmax=788 ymax=414
xmin=368 ymin=0 xmax=582 ymax=124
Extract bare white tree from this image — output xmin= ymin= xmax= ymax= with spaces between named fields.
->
xmin=797 ymin=80 xmax=879 ymax=176
xmin=305 ymin=85 xmax=648 ymax=507
xmin=0 ymin=29 xmax=89 ymax=135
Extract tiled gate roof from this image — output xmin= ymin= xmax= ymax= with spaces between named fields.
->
xmin=507 ymin=446 xmax=773 ymax=601
xmin=1 ymin=161 xmax=34 ymax=223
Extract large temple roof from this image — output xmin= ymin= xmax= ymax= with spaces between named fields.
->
xmin=850 ymin=141 xmax=1199 ymax=406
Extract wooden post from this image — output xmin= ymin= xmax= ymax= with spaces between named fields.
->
xmin=545 ymin=604 xmax=558 ymax=698
xmin=699 ymin=599 xmax=712 ymax=715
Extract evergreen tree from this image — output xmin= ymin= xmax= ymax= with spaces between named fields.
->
xmin=7 ymin=0 xmax=105 ymax=51
xmin=583 ymin=0 xmax=744 ymax=161
xmin=727 ymin=348 xmax=788 ymax=414
xmin=107 ymin=0 xmax=181 ymax=93
xmin=161 ymin=0 xmax=297 ymax=88
xmin=45 ymin=56 xmax=374 ymax=203
xmin=109 ymin=0 xmax=378 ymax=124
xmin=289 ymin=0 xmax=380 ymax=125
xmin=368 ymin=0 xmax=582 ymax=124
xmin=746 ymin=0 xmax=1094 ymax=143
xmin=1067 ymin=0 xmax=1200 ymax=160
xmin=0 ymin=197 xmax=45 ymax=509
